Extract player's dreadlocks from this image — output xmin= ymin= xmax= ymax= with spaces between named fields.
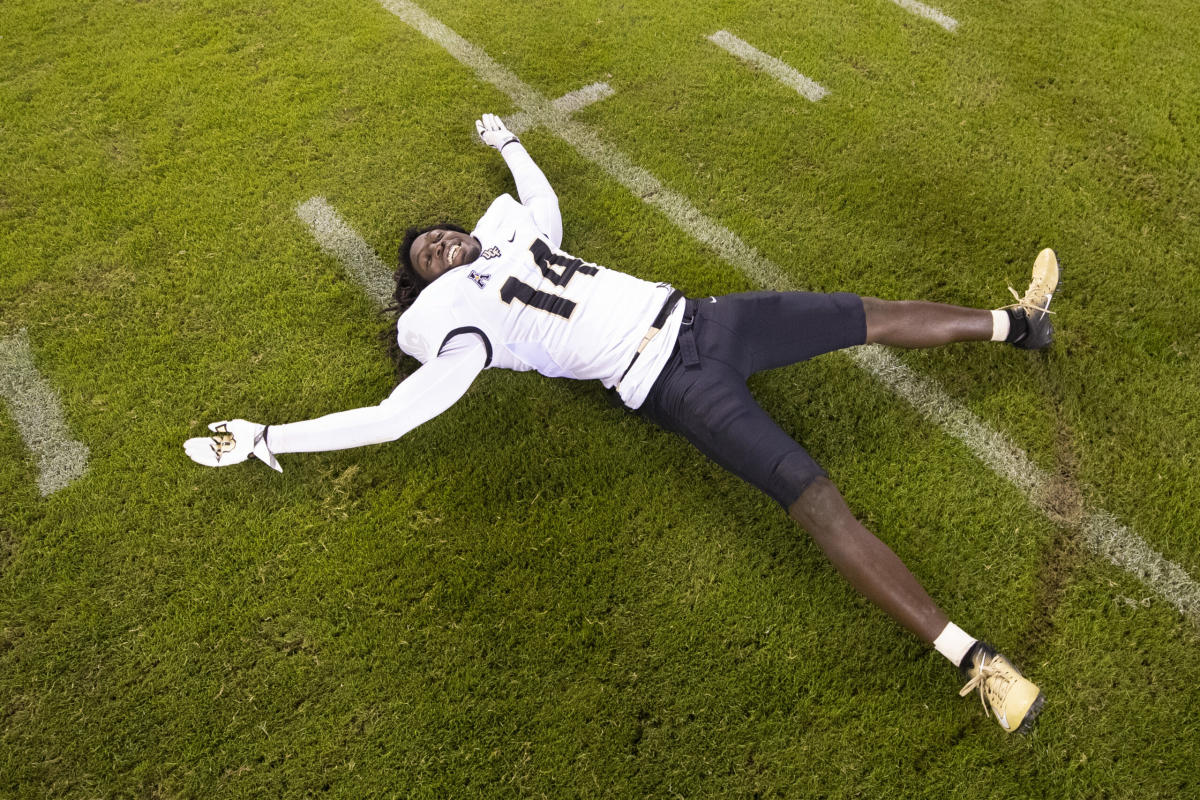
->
xmin=380 ymin=222 xmax=471 ymax=375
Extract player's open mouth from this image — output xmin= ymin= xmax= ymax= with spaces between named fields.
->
xmin=447 ymin=243 xmax=461 ymax=266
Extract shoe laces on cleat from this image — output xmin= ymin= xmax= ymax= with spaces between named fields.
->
xmin=959 ymin=653 xmax=1015 ymax=720
xmin=1005 ymin=283 xmax=1056 ymax=317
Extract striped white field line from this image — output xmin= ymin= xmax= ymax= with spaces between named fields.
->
xmin=0 ymin=330 xmax=90 ymax=496
xmin=891 ymin=0 xmax=959 ymax=32
xmin=369 ymin=0 xmax=1200 ymax=622
xmin=507 ymin=81 xmax=615 ymax=135
xmin=296 ymin=197 xmax=393 ymax=309
xmin=707 ymin=30 xmax=829 ymax=102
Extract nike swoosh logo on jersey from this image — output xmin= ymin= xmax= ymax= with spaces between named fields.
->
xmin=507 ymin=230 xmax=516 ymax=242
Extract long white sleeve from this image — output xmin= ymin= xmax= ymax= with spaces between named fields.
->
xmin=500 ymin=140 xmax=562 ymax=248
xmin=266 ymin=336 xmax=487 ymax=454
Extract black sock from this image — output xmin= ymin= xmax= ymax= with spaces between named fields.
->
xmin=1004 ymin=308 xmax=1029 ymax=345
xmin=959 ymin=640 xmax=994 ymax=679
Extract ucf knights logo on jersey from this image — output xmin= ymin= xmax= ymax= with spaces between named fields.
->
xmin=480 ymin=246 xmax=501 ymax=259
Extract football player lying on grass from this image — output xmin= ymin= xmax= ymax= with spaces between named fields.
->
xmin=187 ymin=113 xmax=1059 ymax=734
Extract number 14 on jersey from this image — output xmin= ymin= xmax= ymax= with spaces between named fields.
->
xmin=500 ymin=240 xmax=597 ymax=320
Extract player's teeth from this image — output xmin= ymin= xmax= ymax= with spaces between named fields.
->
xmin=449 ymin=244 xmax=459 ymax=263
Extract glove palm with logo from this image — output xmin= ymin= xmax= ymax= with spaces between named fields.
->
xmin=184 ymin=419 xmax=282 ymax=472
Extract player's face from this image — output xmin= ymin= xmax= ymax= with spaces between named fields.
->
xmin=409 ymin=229 xmax=482 ymax=283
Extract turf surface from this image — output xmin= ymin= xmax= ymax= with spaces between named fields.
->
xmin=2 ymin=0 xmax=1199 ymax=796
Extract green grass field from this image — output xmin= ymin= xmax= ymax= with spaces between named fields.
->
xmin=3 ymin=0 xmax=1199 ymax=796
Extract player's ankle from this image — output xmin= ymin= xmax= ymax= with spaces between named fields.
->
xmin=933 ymin=621 xmax=977 ymax=668
xmin=991 ymin=307 xmax=1029 ymax=344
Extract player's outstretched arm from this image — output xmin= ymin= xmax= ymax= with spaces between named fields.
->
xmin=476 ymin=113 xmax=562 ymax=247
xmin=183 ymin=338 xmax=487 ymax=470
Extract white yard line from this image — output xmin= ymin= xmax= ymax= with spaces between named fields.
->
xmin=890 ymin=0 xmax=959 ymax=32
xmin=368 ymin=0 xmax=1200 ymax=622
xmin=0 ymin=330 xmax=90 ymax=496
xmin=296 ymin=197 xmax=393 ymax=309
xmin=707 ymin=30 xmax=829 ymax=102
xmin=507 ymin=82 xmax=615 ymax=135
xmin=1084 ymin=511 xmax=1200 ymax=619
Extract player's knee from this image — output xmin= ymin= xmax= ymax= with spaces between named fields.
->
xmin=788 ymin=475 xmax=836 ymax=512
xmin=861 ymin=296 xmax=894 ymax=344
xmin=787 ymin=476 xmax=854 ymax=531
xmin=770 ymin=453 xmax=826 ymax=510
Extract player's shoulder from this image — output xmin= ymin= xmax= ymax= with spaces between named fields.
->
xmin=397 ymin=271 xmax=497 ymax=362
xmin=400 ymin=266 xmax=499 ymax=328
xmin=478 ymin=192 xmax=524 ymax=220
xmin=396 ymin=280 xmax=460 ymax=361
xmin=472 ymin=194 xmax=534 ymax=243
xmin=401 ymin=272 xmax=468 ymax=320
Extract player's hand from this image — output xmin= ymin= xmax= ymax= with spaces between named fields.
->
xmin=183 ymin=419 xmax=282 ymax=472
xmin=476 ymin=113 xmax=519 ymax=151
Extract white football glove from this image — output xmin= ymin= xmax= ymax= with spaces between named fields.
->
xmin=476 ymin=113 xmax=519 ymax=151
xmin=183 ymin=419 xmax=282 ymax=472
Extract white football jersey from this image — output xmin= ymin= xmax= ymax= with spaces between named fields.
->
xmin=397 ymin=194 xmax=683 ymax=409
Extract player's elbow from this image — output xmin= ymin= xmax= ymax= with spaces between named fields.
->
xmin=369 ymin=404 xmax=423 ymax=444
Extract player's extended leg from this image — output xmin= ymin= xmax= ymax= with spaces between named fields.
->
xmin=638 ymin=287 xmax=1051 ymax=732
xmin=785 ymin=476 xmax=1045 ymax=734
xmin=786 ymin=475 xmax=948 ymax=643
xmin=641 ymin=356 xmax=1044 ymax=733
xmin=863 ymin=248 xmax=1061 ymax=350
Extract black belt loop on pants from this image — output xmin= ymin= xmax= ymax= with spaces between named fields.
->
xmin=616 ymin=288 xmax=684 ymax=386
xmin=677 ymin=297 xmax=701 ymax=368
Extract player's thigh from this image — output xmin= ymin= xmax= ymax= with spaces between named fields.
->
xmin=642 ymin=363 xmax=826 ymax=507
xmin=700 ymin=291 xmax=866 ymax=375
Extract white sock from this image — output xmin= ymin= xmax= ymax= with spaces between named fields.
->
xmin=990 ymin=309 xmax=1010 ymax=342
xmin=933 ymin=622 xmax=977 ymax=667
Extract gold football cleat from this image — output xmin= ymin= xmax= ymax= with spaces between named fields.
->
xmin=1006 ymin=247 xmax=1061 ymax=350
xmin=1009 ymin=247 xmax=1060 ymax=315
xmin=959 ymin=643 xmax=1046 ymax=734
